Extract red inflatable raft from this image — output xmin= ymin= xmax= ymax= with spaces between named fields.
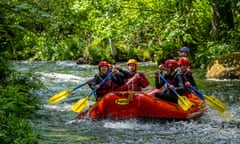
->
xmin=76 ymin=88 xmax=208 ymax=120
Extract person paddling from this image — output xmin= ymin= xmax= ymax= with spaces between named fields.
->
xmin=154 ymin=59 xmax=186 ymax=103
xmin=112 ymin=59 xmax=149 ymax=91
xmin=90 ymin=61 xmax=122 ymax=101
xmin=178 ymin=57 xmax=198 ymax=90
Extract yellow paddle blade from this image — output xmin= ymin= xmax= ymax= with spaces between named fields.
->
xmin=178 ymin=96 xmax=192 ymax=111
xmin=71 ymin=97 xmax=89 ymax=113
xmin=205 ymin=95 xmax=227 ymax=113
xmin=48 ymin=90 xmax=72 ymax=104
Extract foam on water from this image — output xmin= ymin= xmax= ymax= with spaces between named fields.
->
xmin=39 ymin=72 xmax=86 ymax=83
xmin=103 ymin=120 xmax=152 ymax=130
xmin=43 ymin=104 xmax=72 ymax=112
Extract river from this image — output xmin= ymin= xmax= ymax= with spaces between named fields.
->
xmin=13 ymin=61 xmax=240 ymax=144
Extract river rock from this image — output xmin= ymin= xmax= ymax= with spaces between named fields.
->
xmin=206 ymin=52 xmax=240 ymax=79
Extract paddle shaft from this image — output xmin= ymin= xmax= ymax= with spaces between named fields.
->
xmin=71 ymin=72 xmax=113 ymax=113
xmin=181 ymin=74 xmax=205 ymax=101
xmin=158 ymin=72 xmax=192 ymax=112
xmin=73 ymin=81 xmax=88 ymax=91
xmin=88 ymin=72 xmax=113 ymax=97
xmin=189 ymin=86 xmax=227 ymax=113
xmin=158 ymin=72 xmax=179 ymax=96
xmin=189 ymin=85 xmax=205 ymax=101
xmin=49 ymin=81 xmax=90 ymax=104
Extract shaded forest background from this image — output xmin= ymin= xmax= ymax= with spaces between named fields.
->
xmin=1 ymin=0 xmax=239 ymax=67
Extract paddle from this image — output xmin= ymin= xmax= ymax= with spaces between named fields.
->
xmin=189 ymin=86 xmax=205 ymax=101
xmin=188 ymin=86 xmax=227 ymax=113
xmin=71 ymin=72 xmax=113 ymax=113
xmin=48 ymin=81 xmax=88 ymax=104
xmin=158 ymin=72 xmax=192 ymax=111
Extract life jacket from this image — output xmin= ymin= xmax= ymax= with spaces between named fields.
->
xmin=92 ymin=74 xmax=111 ymax=99
xmin=165 ymin=75 xmax=177 ymax=87
xmin=181 ymin=70 xmax=197 ymax=88
xmin=155 ymin=72 xmax=176 ymax=89
xmin=93 ymin=73 xmax=120 ymax=99
xmin=122 ymin=72 xmax=149 ymax=91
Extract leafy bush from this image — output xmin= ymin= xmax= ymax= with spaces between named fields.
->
xmin=0 ymin=84 xmax=40 ymax=118
xmin=194 ymin=41 xmax=238 ymax=68
xmin=0 ymin=65 xmax=42 ymax=143
xmin=0 ymin=114 xmax=37 ymax=144
xmin=83 ymin=46 xmax=113 ymax=64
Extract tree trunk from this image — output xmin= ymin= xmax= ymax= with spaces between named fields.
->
xmin=109 ymin=38 xmax=117 ymax=58
xmin=210 ymin=0 xmax=234 ymax=40
xmin=106 ymin=12 xmax=117 ymax=59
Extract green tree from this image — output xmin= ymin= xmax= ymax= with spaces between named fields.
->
xmin=210 ymin=0 xmax=234 ymax=40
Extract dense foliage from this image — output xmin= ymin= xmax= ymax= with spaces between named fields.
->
xmin=0 ymin=58 xmax=42 ymax=143
xmin=1 ymin=0 xmax=239 ymax=66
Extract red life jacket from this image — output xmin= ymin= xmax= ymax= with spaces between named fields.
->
xmin=95 ymin=78 xmax=112 ymax=97
xmin=120 ymin=72 xmax=149 ymax=91
xmin=95 ymin=74 xmax=119 ymax=99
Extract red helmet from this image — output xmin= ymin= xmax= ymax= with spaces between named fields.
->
xmin=178 ymin=57 xmax=190 ymax=66
xmin=98 ymin=61 xmax=109 ymax=68
xmin=108 ymin=64 xmax=113 ymax=69
xmin=164 ymin=59 xmax=178 ymax=69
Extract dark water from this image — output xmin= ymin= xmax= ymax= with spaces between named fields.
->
xmin=13 ymin=61 xmax=240 ymax=144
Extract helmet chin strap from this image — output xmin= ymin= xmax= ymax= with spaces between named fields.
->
xmin=168 ymin=68 xmax=176 ymax=76
xmin=100 ymin=72 xmax=107 ymax=75
xmin=130 ymin=70 xmax=138 ymax=76
xmin=100 ymin=68 xmax=108 ymax=75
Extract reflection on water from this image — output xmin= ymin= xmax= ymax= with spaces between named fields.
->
xmin=13 ymin=61 xmax=240 ymax=144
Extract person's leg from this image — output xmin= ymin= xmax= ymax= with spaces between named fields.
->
xmin=155 ymin=91 xmax=178 ymax=104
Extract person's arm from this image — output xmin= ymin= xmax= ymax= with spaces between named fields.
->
xmin=174 ymin=74 xmax=185 ymax=94
xmin=111 ymin=72 xmax=125 ymax=85
xmin=119 ymin=69 xmax=131 ymax=79
xmin=137 ymin=72 xmax=149 ymax=88
xmin=90 ymin=74 xmax=99 ymax=89
xmin=185 ymin=72 xmax=197 ymax=88
xmin=155 ymin=71 xmax=165 ymax=89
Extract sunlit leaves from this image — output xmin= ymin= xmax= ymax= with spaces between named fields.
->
xmin=1 ymin=0 xmax=239 ymax=65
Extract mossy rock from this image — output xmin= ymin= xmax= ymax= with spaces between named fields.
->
xmin=206 ymin=52 xmax=240 ymax=79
